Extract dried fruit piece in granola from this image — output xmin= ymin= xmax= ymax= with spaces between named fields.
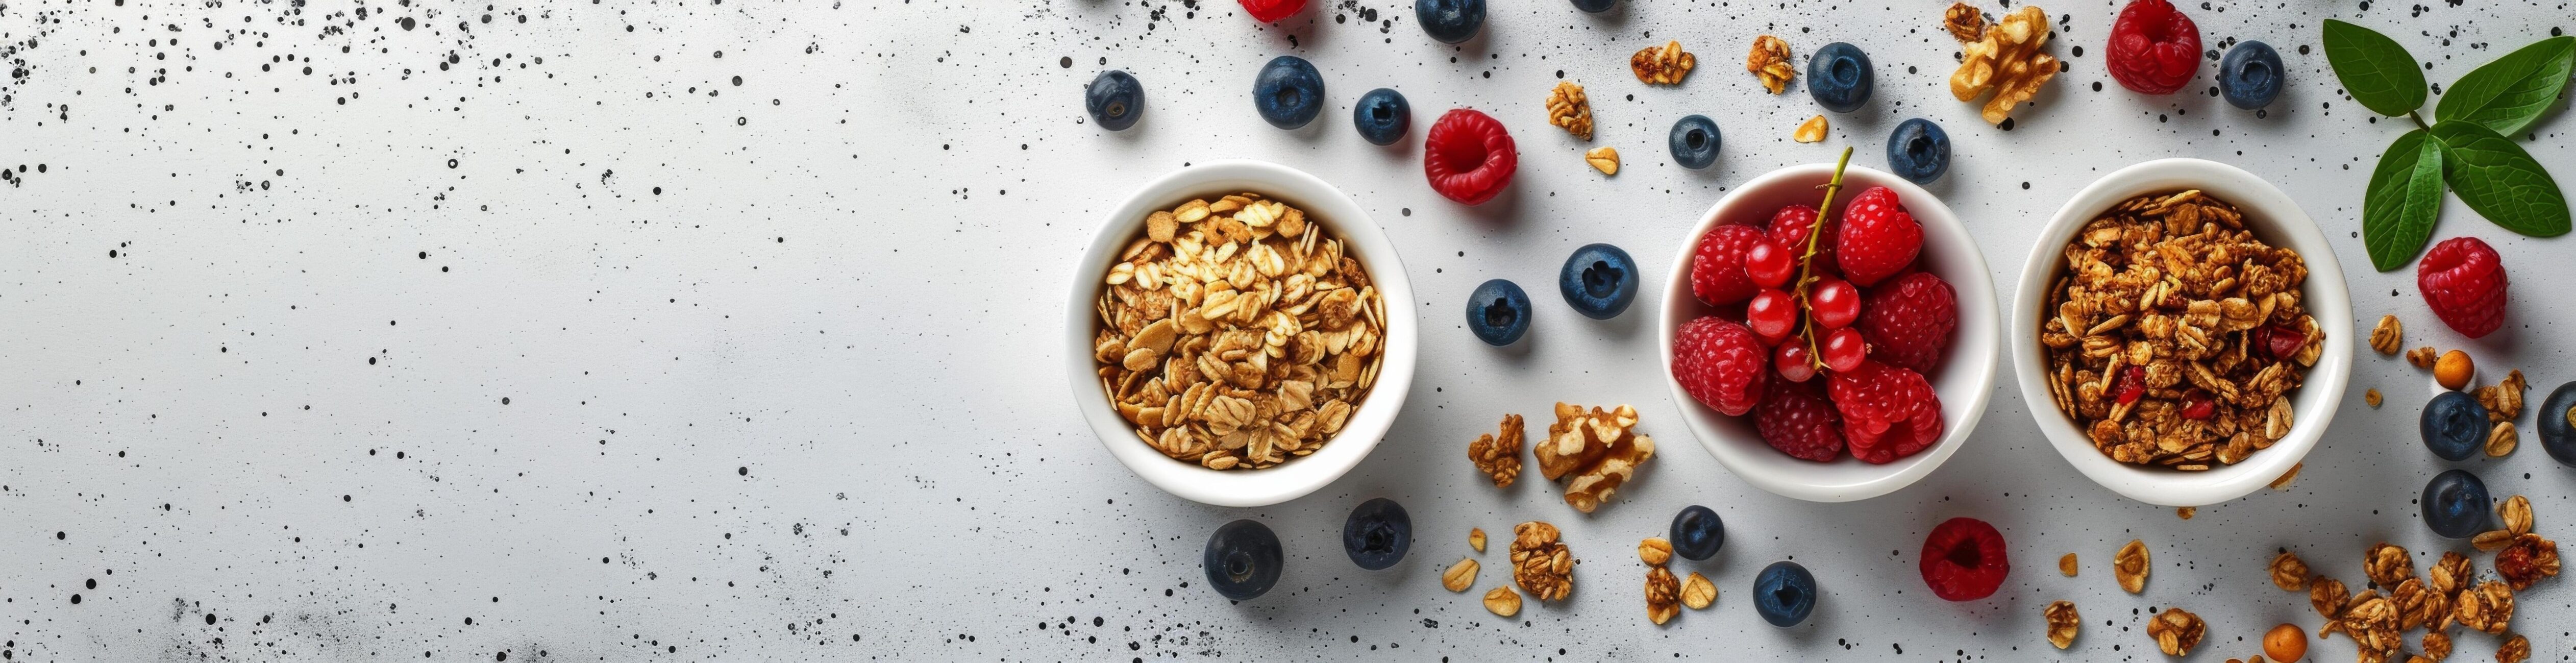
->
xmin=1468 ymin=413 xmax=1526 ymax=487
xmin=2115 ymin=539 xmax=2151 ymax=594
xmin=1744 ymin=36 xmax=1794 ymax=93
xmin=2147 ymin=607 xmax=2205 ymax=656
xmin=1509 ymin=521 xmax=1574 ymax=601
xmin=2492 ymin=533 xmax=2559 ymax=591
xmin=2044 ymin=600 xmax=2080 ymax=649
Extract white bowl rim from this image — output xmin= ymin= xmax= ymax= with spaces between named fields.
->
xmin=1655 ymin=163 xmax=2002 ymax=502
xmin=2011 ymin=158 xmax=2355 ymax=507
xmin=1064 ymin=159 xmax=1419 ymax=508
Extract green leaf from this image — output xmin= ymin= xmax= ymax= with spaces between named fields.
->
xmin=2435 ymin=36 xmax=2575 ymax=136
xmin=2323 ymin=19 xmax=2429 ymax=116
xmin=2363 ymin=130 xmax=2447 ymax=271
xmin=2431 ymin=119 xmax=2572 ymax=237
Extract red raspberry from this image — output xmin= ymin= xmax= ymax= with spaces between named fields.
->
xmin=1672 ymin=316 xmax=1767 ymax=416
xmin=1826 ymin=360 xmax=1943 ymax=462
xmin=1832 ymin=186 xmax=1922 ymax=287
xmin=1845 ymin=392 xmax=1943 ymax=463
xmin=1766 ymin=204 xmax=1838 ymax=276
xmin=1690 ymin=224 xmax=1769 ymax=306
xmin=1755 ymin=377 xmax=1845 ymax=462
xmin=2107 ymin=0 xmax=2202 ymax=94
xmin=1859 ymin=272 xmax=1958 ymax=375
xmin=1918 ymin=517 xmax=2011 ymax=601
xmin=1422 ymin=109 xmax=1517 ymax=206
xmin=1236 ymin=0 xmax=1307 ymax=22
xmin=2416 ymin=236 xmax=2509 ymax=338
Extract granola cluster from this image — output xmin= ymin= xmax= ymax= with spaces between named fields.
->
xmin=2290 ymin=520 xmax=2560 ymax=662
xmin=2043 ymin=600 xmax=2080 ymax=649
xmin=1744 ymin=35 xmax=1794 ymax=93
xmin=1631 ymin=40 xmax=1696 ymax=85
xmin=2147 ymin=607 xmax=2206 ymax=656
xmin=1510 ymin=521 xmax=1574 ymax=601
xmin=1092 ymin=193 xmax=1386 ymax=471
xmin=1467 ymin=413 xmax=1526 ymax=487
xmin=2040 ymin=190 xmax=2320 ymax=471
xmin=1544 ymin=81 xmax=1593 ymax=140
xmin=1535 ymin=403 xmax=1655 ymax=513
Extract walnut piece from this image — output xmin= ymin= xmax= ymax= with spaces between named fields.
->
xmin=1744 ymin=35 xmax=1794 ymax=93
xmin=2270 ymin=551 xmax=2310 ymax=590
xmin=2060 ymin=553 xmax=2078 ymax=576
xmin=1631 ymin=40 xmax=1696 ymax=85
xmin=2451 ymin=580 xmax=2514 ymax=634
xmin=1643 ymin=566 xmax=1680 ymax=625
xmin=2309 ymin=575 xmax=2349 ymax=622
xmin=2366 ymin=543 xmax=2417 ymax=587
xmin=2044 ymin=600 xmax=2081 ymax=649
xmin=1679 ymin=572 xmax=1716 ymax=609
xmin=1637 ymin=537 xmax=1673 ymax=566
xmin=1584 ymin=147 xmax=1620 ymax=176
xmin=1536 ymin=402 xmax=1655 ymax=512
xmin=1509 ymin=521 xmax=1574 ymax=601
xmin=2116 ymin=539 xmax=2151 ymax=593
xmin=2493 ymin=533 xmax=2559 ymax=591
xmin=1442 ymin=558 xmax=1479 ymax=592
xmin=1948 ymin=5 xmax=2059 ymax=124
xmin=1482 ymin=585 xmax=1523 ymax=617
xmin=1544 ymin=81 xmax=1593 ymax=140
xmin=1468 ymin=413 xmax=1526 ymax=487
xmin=1943 ymin=3 xmax=1988 ymax=42
xmin=2497 ymin=633 xmax=2531 ymax=663
xmin=2407 ymin=346 xmax=2439 ymax=369
xmin=2147 ymin=607 xmax=2206 ymax=656
xmin=1793 ymin=114 xmax=1828 ymax=143
xmin=2369 ymin=315 xmax=2404 ymax=354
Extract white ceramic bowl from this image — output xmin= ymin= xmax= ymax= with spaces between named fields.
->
xmin=2012 ymin=158 xmax=2354 ymax=507
xmin=1656 ymin=164 xmax=2001 ymax=502
xmin=1065 ymin=159 xmax=1418 ymax=507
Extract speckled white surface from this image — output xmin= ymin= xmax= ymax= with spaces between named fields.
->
xmin=2 ymin=0 xmax=2572 ymax=659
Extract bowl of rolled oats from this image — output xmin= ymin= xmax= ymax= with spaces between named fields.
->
xmin=1067 ymin=160 xmax=1417 ymax=507
xmin=2013 ymin=158 xmax=2353 ymax=507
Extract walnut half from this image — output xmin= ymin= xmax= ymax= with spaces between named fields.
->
xmin=2268 ymin=550 xmax=2309 ymax=591
xmin=1631 ymin=40 xmax=1696 ymax=85
xmin=1947 ymin=5 xmax=2058 ymax=124
xmin=1544 ymin=81 xmax=1593 ymax=140
xmin=1536 ymin=403 xmax=1655 ymax=512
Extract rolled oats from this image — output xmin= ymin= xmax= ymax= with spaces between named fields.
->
xmin=2148 ymin=606 xmax=2206 ymax=656
xmin=2310 ymin=575 xmax=2350 ymax=622
xmin=1632 ymin=40 xmax=1697 ymax=85
xmin=2116 ymin=539 xmax=2152 ymax=594
xmin=2451 ymin=580 xmax=2513 ymax=634
xmin=1948 ymin=5 xmax=2059 ymax=124
xmin=1644 ymin=566 xmax=1680 ymax=624
xmin=2366 ymin=543 xmax=2417 ymax=588
xmin=1943 ymin=3 xmax=1988 ymax=42
xmin=2407 ymin=346 xmax=2439 ymax=369
xmin=1482 ymin=585 xmax=1523 ymax=617
xmin=1680 ymin=572 xmax=1716 ymax=609
xmin=1544 ymin=81 xmax=1594 ymax=140
xmin=2474 ymin=529 xmax=2517 ymax=552
xmin=1744 ymin=35 xmax=1794 ymax=93
xmin=1536 ymin=403 xmax=1655 ymax=513
xmin=1637 ymin=537 xmax=1673 ymax=566
xmin=2342 ymin=592 xmax=2404 ymax=654
xmin=1094 ymin=192 xmax=1384 ymax=471
xmin=1443 ymin=558 xmax=1480 ymax=592
xmin=2497 ymin=633 xmax=2530 ymax=663
xmin=2430 ymin=551 xmax=2472 ymax=596
xmin=1470 ymin=527 xmax=1488 ymax=553
xmin=2391 ymin=577 xmax=2444 ymax=631
xmin=2497 ymin=496 xmax=2532 ymax=536
xmin=2270 ymin=551 xmax=2310 ymax=591
xmin=2485 ymin=421 xmax=2517 ymax=457
xmin=2370 ymin=315 xmax=2404 ymax=355
xmin=1468 ymin=413 xmax=1526 ymax=487
xmin=1793 ymin=114 xmax=1828 ymax=143
xmin=2040 ymin=190 xmax=2318 ymax=471
xmin=2060 ymin=552 xmax=2079 ymax=576
xmin=1510 ymin=521 xmax=1575 ymax=601
xmin=2044 ymin=600 xmax=2081 ymax=649
xmin=2492 ymin=534 xmax=2558 ymax=591
xmin=1584 ymin=146 xmax=1620 ymax=176
xmin=2421 ymin=629 xmax=2451 ymax=662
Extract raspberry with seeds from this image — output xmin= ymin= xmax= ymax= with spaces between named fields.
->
xmin=1859 ymin=272 xmax=1958 ymax=375
xmin=1690 ymin=224 xmax=1769 ymax=306
xmin=1755 ymin=377 xmax=1845 ymax=462
xmin=1845 ymin=391 xmax=1943 ymax=463
xmin=2416 ymin=236 xmax=2509 ymax=338
xmin=1673 ymin=315 xmax=1767 ymax=416
xmin=1827 ymin=360 xmax=1942 ymax=464
xmin=1766 ymin=204 xmax=1838 ymax=276
xmin=1833 ymin=186 xmax=1921 ymax=286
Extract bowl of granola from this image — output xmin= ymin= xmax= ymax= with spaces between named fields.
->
xmin=1067 ymin=160 xmax=1417 ymax=507
xmin=2013 ymin=158 xmax=2353 ymax=507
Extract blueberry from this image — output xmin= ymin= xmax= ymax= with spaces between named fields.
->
xmin=1558 ymin=243 xmax=1639 ymax=320
xmin=1342 ymin=498 xmax=1412 ymax=570
xmin=1352 ymin=88 xmax=1411 ymax=146
xmin=1668 ymin=505 xmax=1726 ymax=561
xmin=1414 ymin=0 xmax=1486 ymax=44
xmin=1668 ymin=114 xmax=1721 ymax=169
xmin=1203 ymin=520 xmax=1284 ymax=600
xmin=1569 ymin=0 xmax=1617 ymax=12
xmin=1885 ymin=118 xmax=1950 ymax=185
xmin=2421 ymin=469 xmax=2492 ymax=539
xmin=2538 ymin=381 xmax=2576 ymax=467
xmin=1752 ymin=561 xmax=1818 ymax=627
xmin=1466 ymin=279 xmax=1531 ymax=346
xmin=1806 ymin=42 xmax=1875 ymax=113
xmin=1252 ymin=56 xmax=1326 ymax=130
xmin=2420 ymin=391 xmax=2489 ymax=461
xmin=2218 ymin=41 xmax=2284 ymax=109
xmin=1085 ymin=70 xmax=1143 ymax=131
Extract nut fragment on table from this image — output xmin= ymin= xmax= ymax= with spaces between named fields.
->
xmin=1468 ymin=413 xmax=1526 ymax=487
xmin=1943 ymin=3 xmax=1988 ymax=41
xmin=2366 ymin=388 xmax=2383 ymax=408
xmin=1442 ymin=558 xmax=1480 ymax=592
xmin=2044 ymin=600 xmax=2081 ymax=649
xmin=2147 ymin=606 xmax=2206 ymax=656
xmin=2497 ymin=633 xmax=2531 ymax=663
xmin=2040 ymin=190 xmax=2319 ymax=471
xmin=2369 ymin=315 xmax=2403 ymax=354
xmin=1644 ymin=566 xmax=1680 ymax=624
xmin=1632 ymin=40 xmax=1697 ymax=85
xmin=2115 ymin=539 xmax=2151 ymax=593
xmin=1793 ymin=115 xmax=1828 ymax=143
xmin=2269 ymin=550 xmax=2310 ymax=591
xmin=1482 ymin=585 xmax=1523 ymax=617
xmin=2365 ymin=542 xmax=2417 ymax=587
xmin=1093 ymin=192 xmax=1384 ymax=471
xmin=1510 ymin=521 xmax=1575 ymax=601
xmin=1535 ymin=402 xmax=1655 ymax=513
xmin=1638 ymin=537 xmax=1673 ymax=566
xmin=1744 ymin=35 xmax=1794 ymax=93
xmin=2060 ymin=553 xmax=2078 ymax=576
xmin=2407 ymin=346 xmax=2438 ymax=369
xmin=1680 ymin=572 xmax=1716 ymax=609
xmin=2474 ymin=369 xmax=2526 ymax=422
xmin=2309 ymin=575 xmax=2349 ymax=621
xmin=1584 ymin=146 xmax=1620 ymax=176
xmin=1544 ymin=81 xmax=1593 ymax=140
xmin=2177 ymin=506 xmax=2195 ymax=520
xmin=2492 ymin=533 xmax=2559 ymax=591
xmin=1470 ymin=527 xmax=1488 ymax=553
xmin=2451 ymin=580 xmax=2513 ymax=634
xmin=1948 ymin=4 xmax=2059 ymax=124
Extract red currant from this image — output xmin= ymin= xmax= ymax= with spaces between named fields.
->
xmin=1743 ymin=237 xmax=1794 ymax=288
xmin=2113 ymin=365 xmax=2146 ymax=405
xmin=1810 ymin=278 xmax=1861 ymax=330
xmin=1821 ymin=327 xmax=1866 ymax=373
xmin=1746 ymin=289 xmax=1798 ymax=341
xmin=1774 ymin=343 xmax=1818 ymax=383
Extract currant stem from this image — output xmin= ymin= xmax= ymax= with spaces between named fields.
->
xmin=1793 ymin=147 xmax=1856 ymax=370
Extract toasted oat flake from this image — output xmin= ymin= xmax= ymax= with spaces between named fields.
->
xmin=2177 ymin=506 xmax=2195 ymax=520
xmin=2498 ymin=495 xmax=2533 ymax=536
xmin=2115 ymin=539 xmax=2151 ymax=594
xmin=2369 ymin=314 xmax=2403 ymax=355
xmin=1470 ymin=527 xmax=1488 ymax=553
xmin=1584 ymin=146 xmax=1620 ymax=176
xmin=2485 ymin=421 xmax=2517 ymax=457
xmin=1638 ymin=537 xmax=1673 ymax=566
xmin=2146 ymin=607 xmax=2205 ymax=656
xmin=2060 ymin=553 xmax=2078 ymax=577
xmin=2269 ymin=551 xmax=2309 ymax=591
xmin=1482 ymin=585 xmax=1523 ymax=617
xmin=1442 ymin=558 xmax=1480 ymax=592
xmin=1793 ymin=115 xmax=1828 ymax=143
xmin=1680 ymin=572 xmax=1716 ymax=609
xmin=2044 ymin=600 xmax=2080 ymax=649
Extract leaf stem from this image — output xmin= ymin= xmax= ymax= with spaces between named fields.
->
xmin=1792 ymin=147 xmax=1856 ymax=369
xmin=2407 ymin=110 xmax=2431 ymax=131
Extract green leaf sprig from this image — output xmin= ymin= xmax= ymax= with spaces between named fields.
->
xmin=2323 ymin=20 xmax=2573 ymax=271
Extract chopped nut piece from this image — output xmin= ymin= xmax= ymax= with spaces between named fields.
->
xmin=1584 ymin=146 xmax=1620 ymax=176
xmin=2366 ymin=543 xmax=2417 ymax=587
xmin=2060 ymin=553 xmax=2079 ymax=576
xmin=1482 ymin=585 xmax=1523 ymax=617
xmin=2435 ymin=350 xmax=2474 ymax=390
xmin=1744 ymin=36 xmax=1794 ymax=93
xmin=1949 ymin=5 xmax=2059 ymax=124
xmin=2497 ymin=495 xmax=2533 ymax=536
xmin=1470 ymin=527 xmax=1487 ymax=553
xmin=2147 ymin=607 xmax=2206 ymax=656
xmin=2116 ymin=539 xmax=2151 ymax=594
xmin=1793 ymin=114 xmax=1828 ymax=143
xmin=1943 ymin=3 xmax=1988 ymax=42
xmin=1638 ymin=537 xmax=1673 ymax=566
xmin=2310 ymin=575 xmax=2350 ymax=622
xmin=2475 ymin=370 xmax=2527 ymax=422
xmin=1644 ymin=566 xmax=1680 ymax=624
xmin=2451 ymin=580 xmax=2514 ymax=634
xmin=2421 ymin=629 xmax=2451 ymax=661
xmin=1468 ymin=413 xmax=1526 ymax=487
xmin=1680 ymin=572 xmax=1716 ymax=609
xmin=2369 ymin=315 xmax=2404 ymax=355
xmin=1537 ymin=403 xmax=1655 ymax=513
xmin=1442 ymin=558 xmax=1480 ymax=592
xmin=2497 ymin=634 xmax=2530 ymax=663
xmin=2492 ymin=534 xmax=2559 ymax=591
xmin=2271 ymin=463 xmax=2303 ymax=489
xmin=2485 ymin=421 xmax=2517 ymax=457
xmin=1544 ymin=81 xmax=1594 ymax=140
xmin=2177 ymin=506 xmax=2196 ymax=520
xmin=1509 ymin=521 xmax=1574 ymax=601
xmin=2045 ymin=600 xmax=2081 ymax=649
xmin=2407 ymin=346 xmax=2439 ymax=369
xmin=2367 ymin=388 xmax=2384 ymax=408
xmin=1632 ymin=40 xmax=1697 ymax=85
xmin=2270 ymin=551 xmax=2310 ymax=591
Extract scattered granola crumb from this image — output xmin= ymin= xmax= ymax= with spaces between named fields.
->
xmin=1469 ymin=527 xmax=1487 ymax=553
xmin=1643 ymin=566 xmax=1680 ymax=624
xmin=1442 ymin=558 xmax=1479 ymax=592
xmin=2177 ymin=506 xmax=2196 ymax=520
xmin=2366 ymin=388 xmax=2383 ymax=408
xmin=1544 ymin=81 xmax=1593 ymax=140
xmin=1584 ymin=146 xmax=1620 ymax=176
xmin=1482 ymin=585 xmax=1522 ymax=617
xmin=2474 ymin=369 xmax=2527 ymax=422
xmin=2369 ymin=314 xmax=2402 ymax=355
xmin=2060 ymin=553 xmax=2078 ymax=577
xmin=2486 ymin=421 xmax=2517 ymax=457
xmin=1793 ymin=114 xmax=1828 ymax=143
xmin=2497 ymin=633 xmax=2531 ymax=663
xmin=2147 ymin=606 xmax=2206 ymax=655
xmin=1469 ymin=414 xmax=1526 ymax=487
xmin=1509 ymin=521 xmax=1574 ymax=601
xmin=1943 ymin=2 xmax=1988 ymax=42
xmin=1632 ymin=40 xmax=1696 ymax=85
xmin=2406 ymin=346 xmax=2438 ymax=369
xmin=1637 ymin=537 xmax=1673 ymax=566
xmin=2044 ymin=600 xmax=2080 ymax=649
xmin=1744 ymin=35 xmax=1793 ymax=93
xmin=2115 ymin=539 xmax=2150 ymax=594
xmin=1679 ymin=572 xmax=1716 ymax=609
xmin=2269 ymin=550 xmax=2310 ymax=591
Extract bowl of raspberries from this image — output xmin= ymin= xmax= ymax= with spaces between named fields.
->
xmin=1657 ymin=157 xmax=2001 ymax=502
